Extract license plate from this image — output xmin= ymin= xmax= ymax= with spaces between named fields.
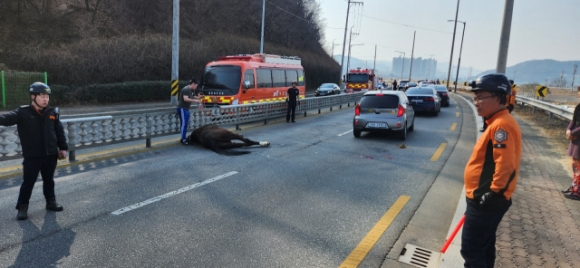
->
xmin=367 ymin=123 xmax=387 ymax=128
xmin=412 ymin=99 xmax=423 ymax=103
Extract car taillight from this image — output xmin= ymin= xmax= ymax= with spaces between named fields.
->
xmin=425 ymin=97 xmax=435 ymax=102
xmin=397 ymin=104 xmax=405 ymax=117
xmin=355 ymin=104 xmax=361 ymax=116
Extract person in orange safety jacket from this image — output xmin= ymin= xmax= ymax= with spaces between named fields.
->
xmin=461 ymin=73 xmax=522 ymax=268
xmin=505 ymin=80 xmax=517 ymax=113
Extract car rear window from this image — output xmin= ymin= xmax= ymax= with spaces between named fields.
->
xmin=406 ymin=88 xmax=433 ymax=94
xmin=360 ymin=95 xmax=399 ymax=108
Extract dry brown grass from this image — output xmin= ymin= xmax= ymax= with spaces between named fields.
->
xmin=516 ymin=86 xmax=577 ymax=154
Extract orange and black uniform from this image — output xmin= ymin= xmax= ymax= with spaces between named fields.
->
xmin=465 ymin=108 xmax=522 ymax=200
xmin=461 ymin=108 xmax=522 ymax=268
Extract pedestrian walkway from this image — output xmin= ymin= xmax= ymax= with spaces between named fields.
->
xmin=493 ymin=114 xmax=580 ymax=267
xmin=440 ymin=109 xmax=580 ymax=267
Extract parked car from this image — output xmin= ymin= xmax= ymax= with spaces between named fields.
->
xmin=405 ymin=87 xmax=441 ymax=116
xmin=398 ymin=80 xmax=409 ymax=90
xmin=404 ymin=82 xmax=418 ymax=91
xmin=353 ymin=90 xmax=415 ymax=140
xmin=418 ymin=81 xmax=435 ymax=86
xmin=431 ymin=85 xmax=450 ymax=107
xmin=315 ymin=83 xmax=341 ymax=96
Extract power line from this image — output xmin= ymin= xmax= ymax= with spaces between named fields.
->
xmin=363 ymin=15 xmax=452 ymax=34
xmin=266 ymin=0 xmax=310 ymax=23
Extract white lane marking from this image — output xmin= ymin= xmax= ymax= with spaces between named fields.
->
xmin=337 ymin=130 xmax=353 ymax=137
xmin=111 ymin=171 xmax=238 ymax=215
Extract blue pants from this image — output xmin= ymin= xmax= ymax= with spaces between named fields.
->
xmin=16 ymin=155 xmax=58 ymax=208
xmin=177 ymin=108 xmax=190 ymax=141
xmin=461 ymin=197 xmax=511 ymax=268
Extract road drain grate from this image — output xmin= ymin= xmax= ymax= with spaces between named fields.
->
xmin=397 ymin=243 xmax=440 ymax=268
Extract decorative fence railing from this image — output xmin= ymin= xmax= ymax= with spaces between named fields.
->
xmin=0 ymin=93 xmax=364 ymax=162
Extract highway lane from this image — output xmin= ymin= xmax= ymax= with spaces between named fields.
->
xmin=0 ymin=97 xmax=465 ymax=267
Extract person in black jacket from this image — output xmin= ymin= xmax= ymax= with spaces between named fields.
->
xmin=0 ymin=82 xmax=68 ymax=220
xmin=286 ymin=81 xmax=300 ymax=123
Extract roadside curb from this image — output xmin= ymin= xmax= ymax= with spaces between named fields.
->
xmin=380 ymin=93 xmax=475 ymax=267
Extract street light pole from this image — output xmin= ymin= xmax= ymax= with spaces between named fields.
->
xmin=448 ymin=20 xmax=466 ymax=93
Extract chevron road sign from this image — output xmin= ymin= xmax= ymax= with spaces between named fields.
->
xmin=535 ymin=85 xmax=549 ymax=97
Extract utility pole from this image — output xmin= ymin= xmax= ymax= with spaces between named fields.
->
xmin=340 ymin=0 xmax=363 ymax=78
xmin=347 ymin=43 xmax=363 ymax=72
xmin=496 ymin=0 xmax=514 ymax=74
xmin=571 ymin=64 xmax=577 ymax=88
xmin=446 ymin=0 xmax=461 ymax=90
xmin=170 ymin=0 xmax=179 ymax=105
xmin=451 ymin=20 xmax=466 ymax=93
xmin=346 ymin=27 xmax=359 ymax=72
xmin=559 ymin=71 xmax=565 ymax=88
xmin=408 ymin=31 xmax=416 ymax=81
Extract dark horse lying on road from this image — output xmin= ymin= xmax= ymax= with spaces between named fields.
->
xmin=187 ymin=124 xmax=270 ymax=155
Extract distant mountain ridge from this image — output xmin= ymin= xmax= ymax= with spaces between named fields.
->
xmin=476 ymin=59 xmax=580 ymax=86
xmin=334 ymin=56 xmax=579 ymax=86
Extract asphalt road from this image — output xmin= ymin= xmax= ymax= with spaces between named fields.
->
xmin=0 ymin=96 xmax=464 ymax=267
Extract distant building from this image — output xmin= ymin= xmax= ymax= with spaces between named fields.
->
xmin=392 ymin=57 xmax=437 ymax=81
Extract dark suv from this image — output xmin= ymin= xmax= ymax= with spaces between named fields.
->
xmin=353 ymin=90 xmax=415 ymax=140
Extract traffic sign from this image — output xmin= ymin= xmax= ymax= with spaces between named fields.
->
xmin=535 ymin=85 xmax=548 ymax=97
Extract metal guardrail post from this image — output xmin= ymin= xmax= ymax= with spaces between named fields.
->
xmin=66 ymin=122 xmax=77 ymax=162
xmin=235 ymin=106 xmax=241 ymax=130
xmin=145 ymin=114 xmax=153 ymax=148
xmin=264 ymin=104 xmax=269 ymax=125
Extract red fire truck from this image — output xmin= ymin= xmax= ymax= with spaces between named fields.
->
xmin=346 ymin=68 xmax=375 ymax=92
xmin=198 ymin=53 xmax=305 ymax=106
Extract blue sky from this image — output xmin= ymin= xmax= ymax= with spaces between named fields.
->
xmin=316 ymin=0 xmax=580 ymax=72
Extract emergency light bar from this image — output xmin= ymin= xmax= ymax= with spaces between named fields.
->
xmin=217 ymin=54 xmax=301 ymax=65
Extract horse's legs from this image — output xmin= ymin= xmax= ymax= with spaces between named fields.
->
xmin=216 ymin=142 xmax=249 ymax=149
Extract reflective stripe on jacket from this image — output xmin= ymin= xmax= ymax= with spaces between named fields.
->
xmin=464 ymin=109 xmax=522 ymax=200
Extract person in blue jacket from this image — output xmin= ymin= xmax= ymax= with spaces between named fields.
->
xmin=0 ymin=82 xmax=68 ymax=220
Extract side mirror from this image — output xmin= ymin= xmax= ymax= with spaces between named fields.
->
xmin=243 ymin=81 xmax=251 ymax=93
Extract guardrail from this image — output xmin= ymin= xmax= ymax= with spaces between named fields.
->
xmin=0 ymin=93 xmax=364 ymax=162
xmin=516 ymin=95 xmax=572 ymax=121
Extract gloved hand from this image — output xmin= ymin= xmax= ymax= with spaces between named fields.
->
xmin=479 ymin=191 xmax=502 ymax=207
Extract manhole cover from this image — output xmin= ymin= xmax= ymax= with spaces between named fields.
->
xmin=397 ymin=243 xmax=440 ymax=268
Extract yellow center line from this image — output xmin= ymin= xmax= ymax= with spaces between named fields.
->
xmin=456 ymin=112 xmax=460 ymax=117
xmin=339 ymin=195 xmax=411 ymax=268
xmin=450 ymin=123 xmax=457 ymax=131
xmin=430 ymin=143 xmax=447 ymax=162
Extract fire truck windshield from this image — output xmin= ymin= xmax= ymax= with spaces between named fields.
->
xmin=200 ymin=65 xmax=242 ymax=94
xmin=347 ymin=73 xmax=370 ymax=83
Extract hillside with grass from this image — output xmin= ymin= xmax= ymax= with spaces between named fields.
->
xmin=0 ymin=0 xmax=339 ymax=89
